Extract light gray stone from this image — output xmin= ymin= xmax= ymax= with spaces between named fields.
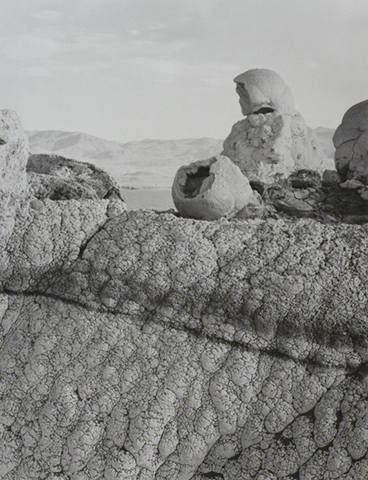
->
xmin=2 ymin=206 xmax=368 ymax=479
xmin=233 ymin=68 xmax=295 ymax=116
xmin=172 ymin=155 xmax=260 ymax=220
xmin=0 ymin=110 xmax=29 ymax=197
xmin=222 ymin=69 xmax=325 ymax=184
xmin=333 ymin=100 xmax=368 ymax=183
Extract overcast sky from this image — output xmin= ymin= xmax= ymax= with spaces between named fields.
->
xmin=0 ymin=0 xmax=367 ymax=142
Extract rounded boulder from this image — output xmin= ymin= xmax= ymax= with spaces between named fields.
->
xmin=172 ymin=155 xmax=257 ymax=220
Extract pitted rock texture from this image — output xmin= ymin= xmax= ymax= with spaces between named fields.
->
xmin=27 ymin=154 xmax=125 ymax=201
xmin=0 ymin=110 xmax=29 ymax=197
xmin=172 ymin=155 xmax=261 ymax=220
xmin=257 ymin=172 xmax=368 ymax=224
xmin=333 ymin=100 xmax=368 ymax=184
xmin=222 ymin=69 xmax=325 ymax=184
xmin=2 ymin=202 xmax=368 ymax=479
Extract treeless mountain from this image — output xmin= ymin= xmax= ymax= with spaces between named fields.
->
xmin=28 ymin=131 xmax=223 ymax=189
xmin=28 ymin=128 xmax=335 ymax=190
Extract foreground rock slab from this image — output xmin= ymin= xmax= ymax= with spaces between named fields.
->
xmin=2 ymin=204 xmax=368 ymax=479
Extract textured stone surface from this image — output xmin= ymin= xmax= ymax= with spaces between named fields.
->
xmin=2 ymin=199 xmax=368 ymax=478
xmin=172 ymin=155 xmax=260 ymax=220
xmin=322 ymin=170 xmax=342 ymax=187
xmin=289 ymin=169 xmax=321 ymax=189
xmin=27 ymin=154 xmax=125 ymax=201
xmin=0 ymin=110 xmax=29 ymax=197
xmin=260 ymin=177 xmax=368 ymax=223
xmin=333 ymin=100 xmax=368 ymax=183
xmin=222 ymin=69 xmax=325 ymax=184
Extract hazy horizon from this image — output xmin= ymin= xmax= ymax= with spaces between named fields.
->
xmin=1 ymin=0 xmax=367 ymax=143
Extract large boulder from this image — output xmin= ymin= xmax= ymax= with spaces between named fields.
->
xmin=333 ymin=100 xmax=368 ymax=183
xmin=0 ymin=109 xmax=29 ymax=197
xmin=222 ymin=69 xmax=325 ymax=184
xmin=172 ymin=155 xmax=261 ymax=220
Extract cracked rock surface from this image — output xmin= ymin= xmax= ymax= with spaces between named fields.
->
xmin=0 ymin=110 xmax=29 ymax=197
xmin=2 ymin=195 xmax=368 ymax=478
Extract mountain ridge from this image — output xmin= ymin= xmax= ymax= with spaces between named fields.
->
xmin=28 ymin=130 xmax=224 ymax=189
xmin=28 ymin=128 xmax=335 ymax=190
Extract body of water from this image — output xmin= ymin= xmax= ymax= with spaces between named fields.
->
xmin=121 ymin=188 xmax=174 ymax=211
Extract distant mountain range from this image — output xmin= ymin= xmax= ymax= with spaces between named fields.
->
xmin=27 ymin=127 xmax=335 ymax=190
xmin=27 ymin=131 xmax=223 ymax=189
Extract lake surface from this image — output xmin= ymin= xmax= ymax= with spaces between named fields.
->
xmin=121 ymin=188 xmax=174 ymax=211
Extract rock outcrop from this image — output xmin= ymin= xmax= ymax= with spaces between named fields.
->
xmin=222 ymin=69 xmax=325 ymax=184
xmin=333 ymin=100 xmax=368 ymax=185
xmin=0 ymin=110 xmax=29 ymax=197
xmin=3 ymin=110 xmax=368 ymax=479
xmin=172 ymin=155 xmax=261 ymax=220
xmin=27 ymin=154 xmax=125 ymax=201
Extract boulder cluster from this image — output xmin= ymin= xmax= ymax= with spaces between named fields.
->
xmin=172 ymin=68 xmax=368 ymax=223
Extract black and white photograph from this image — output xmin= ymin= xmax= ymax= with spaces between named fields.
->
xmin=1 ymin=1 xmax=368 ymax=479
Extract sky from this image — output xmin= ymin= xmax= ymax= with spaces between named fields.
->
xmin=0 ymin=0 xmax=367 ymax=142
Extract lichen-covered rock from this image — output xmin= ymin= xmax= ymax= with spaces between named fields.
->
xmin=222 ymin=69 xmax=325 ymax=184
xmin=0 ymin=109 xmax=29 ymax=197
xmin=333 ymin=100 xmax=368 ymax=183
xmin=172 ymin=155 xmax=260 ymax=220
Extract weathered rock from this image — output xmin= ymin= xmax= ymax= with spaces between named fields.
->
xmin=322 ymin=169 xmax=341 ymax=187
xmin=27 ymin=154 xmax=125 ymax=201
xmin=3 ymin=205 xmax=368 ymax=479
xmin=4 ymin=110 xmax=368 ymax=479
xmin=172 ymin=155 xmax=260 ymax=220
xmin=333 ymin=100 xmax=368 ymax=182
xmin=289 ymin=169 xmax=321 ymax=189
xmin=340 ymin=179 xmax=365 ymax=190
xmin=233 ymin=68 xmax=295 ymax=116
xmin=0 ymin=110 xmax=29 ymax=197
xmin=222 ymin=69 xmax=325 ymax=184
xmin=261 ymin=176 xmax=368 ymax=223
